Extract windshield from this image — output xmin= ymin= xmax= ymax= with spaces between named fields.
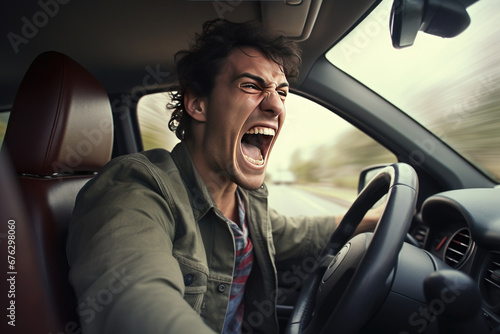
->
xmin=326 ymin=0 xmax=500 ymax=182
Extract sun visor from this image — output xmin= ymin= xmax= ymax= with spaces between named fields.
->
xmin=260 ymin=0 xmax=323 ymax=41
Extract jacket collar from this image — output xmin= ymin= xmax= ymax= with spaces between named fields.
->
xmin=170 ymin=142 xmax=216 ymax=221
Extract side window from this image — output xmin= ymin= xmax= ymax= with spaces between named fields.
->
xmin=137 ymin=92 xmax=180 ymax=151
xmin=137 ymin=92 xmax=396 ymax=217
xmin=0 ymin=112 xmax=10 ymax=148
xmin=268 ymin=94 xmax=396 ymax=216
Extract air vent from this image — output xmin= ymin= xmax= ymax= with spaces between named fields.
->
xmin=480 ymin=252 xmax=500 ymax=312
xmin=412 ymin=225 xmax=429 ymax=247
xmin=443 ymin=228 xmax=473 ymax=268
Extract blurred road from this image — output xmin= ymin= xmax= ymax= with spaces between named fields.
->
xmin=267 ymin=184 xmax=350 ymax=217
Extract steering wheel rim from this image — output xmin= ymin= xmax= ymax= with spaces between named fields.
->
xmin=286 ymin=163 xmax=418 ymax=334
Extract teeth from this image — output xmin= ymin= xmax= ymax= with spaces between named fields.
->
xmin=243 ymin=154 xmax=264 ymax=166
xmin=242 ymin=127 xmax=273 ymax=166
xmin=246 ymin=127 xmax=275 ymax=136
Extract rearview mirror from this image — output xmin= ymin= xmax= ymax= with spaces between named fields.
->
xmin=390 ymin=0 xmax=473 ymax=48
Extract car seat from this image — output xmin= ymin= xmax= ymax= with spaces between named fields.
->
xmin=1 ymin=51 xmax=113 ymax=333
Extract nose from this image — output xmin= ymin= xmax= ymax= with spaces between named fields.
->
xmin=260 ymin=90 xmax=285 ymax=117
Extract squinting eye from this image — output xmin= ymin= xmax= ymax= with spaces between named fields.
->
xmin=277 ymin=90 xmax=288 ymax=100
xmin=240 ymin=83 xmax=260 ymax=92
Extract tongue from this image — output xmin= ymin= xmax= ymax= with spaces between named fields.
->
xmin=241 ymin=142 xmax=262 ymax=160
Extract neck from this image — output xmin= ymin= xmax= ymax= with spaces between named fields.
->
xmin=184 ymin=139 xmax=239 ymax=222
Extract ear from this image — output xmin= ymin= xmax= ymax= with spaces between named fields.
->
xmin=184 ymin=89 xmax=207 ymax=122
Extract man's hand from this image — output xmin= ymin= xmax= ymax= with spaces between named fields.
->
xmin=355 ymin=203 xmax=385 ymax=234
xmin=334 ymin=202 xmax=386 ymax=235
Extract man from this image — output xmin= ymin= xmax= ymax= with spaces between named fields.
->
xmin=67 ymin=20 xmax=377 ymax=334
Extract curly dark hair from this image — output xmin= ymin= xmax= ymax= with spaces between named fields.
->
xmin=167 ymin=19 xmax=302 ymax=140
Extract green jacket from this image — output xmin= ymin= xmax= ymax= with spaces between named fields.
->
xmin=67 ymin=143 xmax=336 ymax=334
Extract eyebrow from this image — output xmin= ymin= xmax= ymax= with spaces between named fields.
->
xmin=234 ymin=72 xmax=289 ymax=89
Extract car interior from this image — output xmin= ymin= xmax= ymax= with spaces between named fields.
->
xmin=0 ymin=0 xmax=499 ymax=333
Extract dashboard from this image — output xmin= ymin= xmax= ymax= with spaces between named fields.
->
xmin=409 ymin=187 xmax=500 ymax=329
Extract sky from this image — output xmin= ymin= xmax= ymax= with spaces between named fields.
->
xmin=326 ymin=0 xmax=499 ymax=125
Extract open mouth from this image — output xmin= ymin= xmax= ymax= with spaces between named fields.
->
xmin=241 ymin=126 xmax=275 ymax=166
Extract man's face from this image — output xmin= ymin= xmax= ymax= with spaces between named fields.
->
xmin=197 ymin=47 xmax=289 ymax=190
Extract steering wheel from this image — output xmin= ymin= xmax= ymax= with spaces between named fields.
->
xmin=285 ymin=163 xmax=418 ymax=334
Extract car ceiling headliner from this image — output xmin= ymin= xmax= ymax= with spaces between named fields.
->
xmin=0 ymin=0 xmax=377 ymax=110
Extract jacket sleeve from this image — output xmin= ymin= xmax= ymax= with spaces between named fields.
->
xmin=270 ymin=208 xmax=337 ymax=265
xmin=66 ymin=155 xmax=217 ymax=334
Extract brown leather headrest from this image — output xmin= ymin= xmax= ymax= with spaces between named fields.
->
xmin=4 ymin=51 xmax=113 ymax=176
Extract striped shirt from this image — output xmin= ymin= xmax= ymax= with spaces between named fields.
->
xmin=222 ymin=190 xmax=254 ymax=334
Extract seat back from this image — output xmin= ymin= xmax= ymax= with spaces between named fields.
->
xmin=0 ymin=148 xmax=53 ymax=333
xmin=2 ymin=51 xmax=113 ymax=332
